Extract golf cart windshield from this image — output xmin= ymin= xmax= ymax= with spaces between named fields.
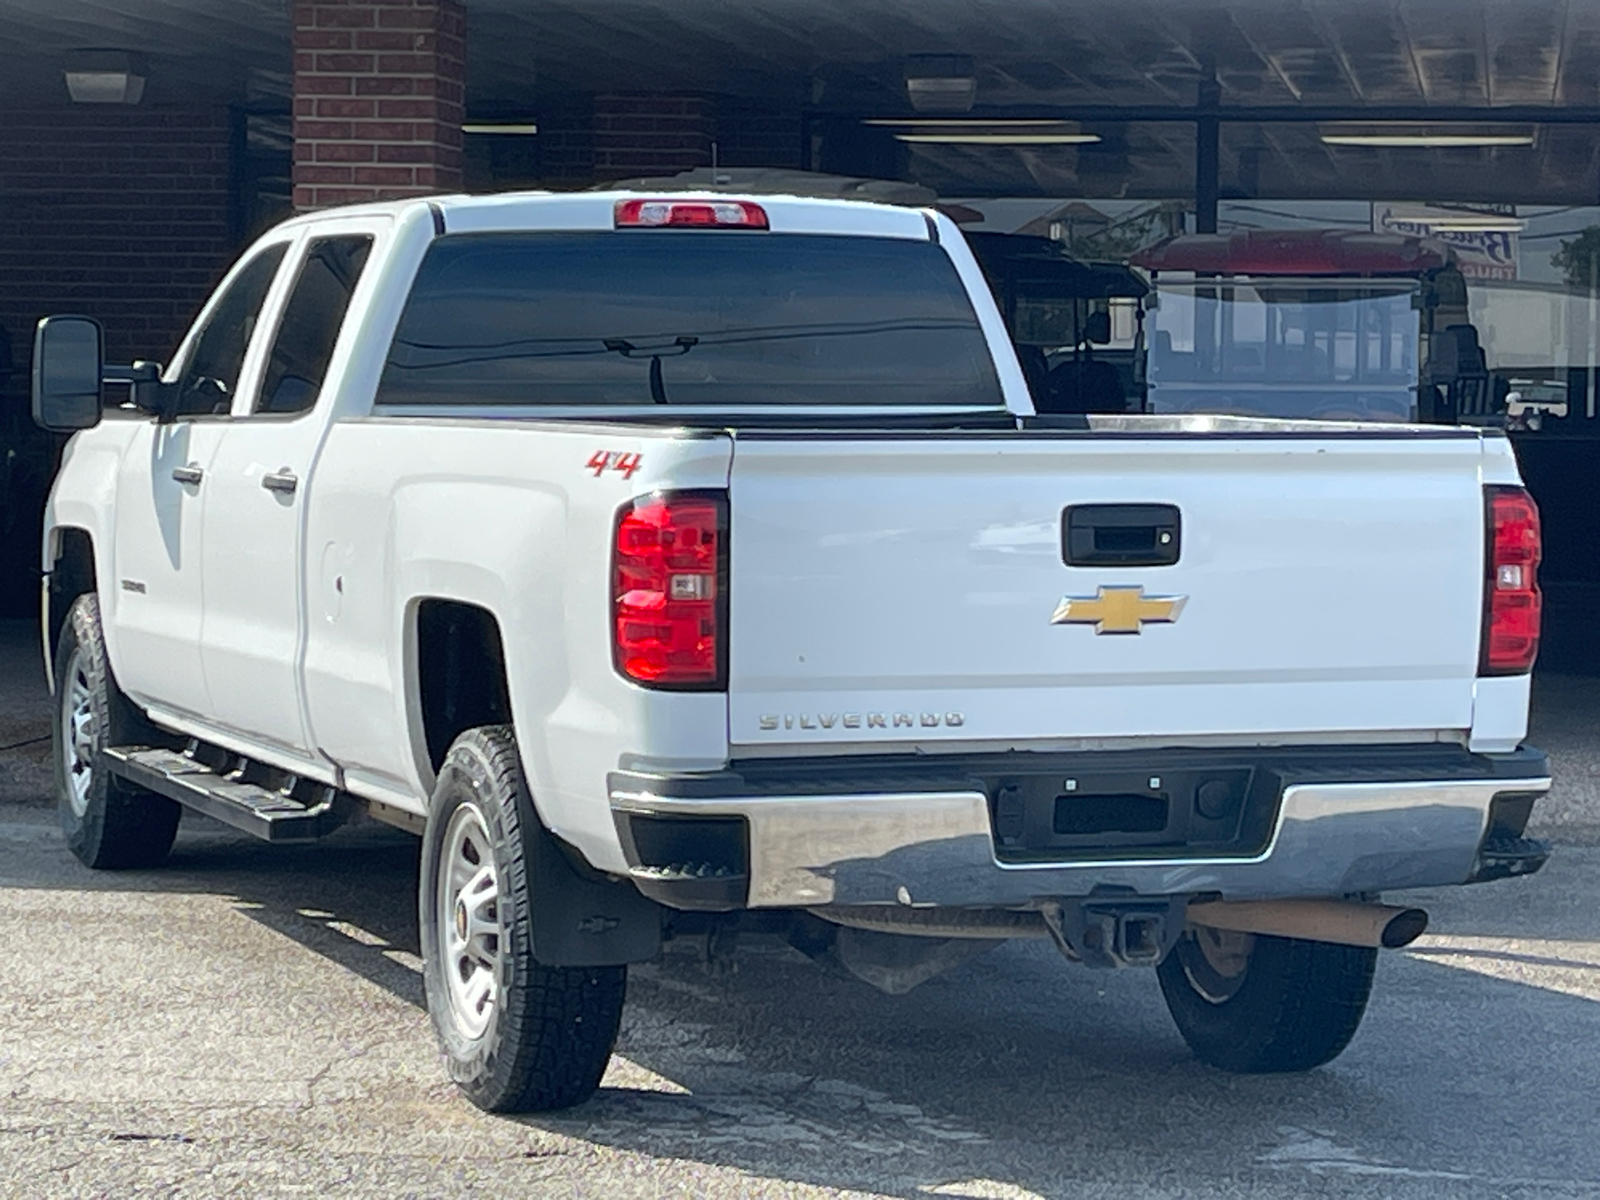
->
xmin=1147 ymin=277 xmax=1421 ymax=423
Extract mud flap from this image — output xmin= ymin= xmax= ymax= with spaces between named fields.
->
xmin=530 ymin=823 xmax=663 ymax=967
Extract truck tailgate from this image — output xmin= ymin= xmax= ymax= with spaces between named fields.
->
xmin=726 ymin=431 xmax=1487 ymax=749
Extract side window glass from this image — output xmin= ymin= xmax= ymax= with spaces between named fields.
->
xmin=172 ymin=244 xmax=288 ymax=417
xmin=255 ymin=235 xmax=374 ymax=416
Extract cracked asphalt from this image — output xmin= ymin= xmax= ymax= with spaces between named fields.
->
xmin=3 ymin=619 xmax=1600 ymax=1198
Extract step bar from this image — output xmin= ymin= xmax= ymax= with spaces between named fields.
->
xmin=103 ymin=745 xmax=351 ymax=842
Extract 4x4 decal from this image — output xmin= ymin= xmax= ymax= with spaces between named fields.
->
xmin=586 ymin=450 xmax=642 ymax=479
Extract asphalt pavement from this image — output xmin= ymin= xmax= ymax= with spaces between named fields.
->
xmin=3 ymin=618 xmax=1599 ymax=1199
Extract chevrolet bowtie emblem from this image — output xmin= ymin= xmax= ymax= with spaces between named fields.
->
xmin=1050 ymin=585 xmax=1188 ymax=635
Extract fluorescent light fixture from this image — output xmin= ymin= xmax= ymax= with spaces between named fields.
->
xmin=1375 ymin=204 xmax=1526 ymax=234
xmin=1323 ymin=134 xmax=1534 ymax=147
xmin=904 ymin=55 xmax=976 ymax=113
xmin=461 ymin=122 xmax=539 ymax=135
xmin=863 ymin=118 xmax=1086 ymax=128
xmin=1423 ymin=216 xmax=1526 ymax=232
xmin=894 ymin=132 xmax=1102 ymax=145
xmin=1320 ymin=124 xmax=1534 ymax=148
xmin=866 ymin=118 xmax=1100 ymax=146
xmin=63 ymin=50 xmax=145 ymax=104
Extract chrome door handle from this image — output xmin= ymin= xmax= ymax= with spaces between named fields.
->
xmin=261 ymin=469 xmax=299 ymax=496
xmin=170 ymin=464 xmax=203 ymax=486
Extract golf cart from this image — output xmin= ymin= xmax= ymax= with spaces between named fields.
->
xmin=1130 ymin=230 xmax=1492 ymax=425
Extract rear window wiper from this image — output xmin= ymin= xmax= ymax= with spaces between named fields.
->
xmin=602 ymin=336 xmax=699 ymax=404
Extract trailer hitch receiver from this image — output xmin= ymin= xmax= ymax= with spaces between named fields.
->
xmin=1043 ymin=896 xmax=1189 ymax=969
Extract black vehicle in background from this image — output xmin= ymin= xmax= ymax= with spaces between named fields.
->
xmin=964 ymin=231 xmax=1148 ymax=415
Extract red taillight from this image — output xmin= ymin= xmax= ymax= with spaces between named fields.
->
xmin=614 ymin=198 xmax=769 ymax=229
xmin=613 ymin=492 xmax=727 ymax=689
xmin=1481 ymin=485 xmax=1542 ymax=676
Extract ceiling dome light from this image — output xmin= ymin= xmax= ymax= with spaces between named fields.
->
xmin=904 ymin=55 xmax=976 ymax=114
xmin=63 ymin=49 xmax=146 ymax=104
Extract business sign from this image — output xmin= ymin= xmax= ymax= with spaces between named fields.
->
xmin=1371 ymin=204 xmax=1520 ymax=281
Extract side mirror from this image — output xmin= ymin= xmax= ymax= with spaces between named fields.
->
xmin=1083 ymin=310 xmax=1113 ymax=346
xmin=32 ymin=316 xmax=104 ymax=432
xmin=108 ymin=360 xmax=172 ymax=420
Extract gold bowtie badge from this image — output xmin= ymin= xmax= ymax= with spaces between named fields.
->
xmin=1050 ymin=585 xmax=1187 ymax=635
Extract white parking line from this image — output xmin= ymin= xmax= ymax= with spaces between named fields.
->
xmin=1405 ymin=934 xmax=1600 ymax=1003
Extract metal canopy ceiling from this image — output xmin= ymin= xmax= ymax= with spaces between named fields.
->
xmin=1 ymin=0 xmax=1597 ymax=201
xmin=468 ymin=0 xmax=1600 ymax=111
xmin=0 ymin=1 xmax=287 ymax=108
xmin=896 ymin=119 xmax=1600 ymax=202
xmin=3 ymin=0 xmax=1596 ymax=111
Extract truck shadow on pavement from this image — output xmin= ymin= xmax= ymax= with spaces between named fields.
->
xmin=7 ymin=809 xmax=1600 ymax=1196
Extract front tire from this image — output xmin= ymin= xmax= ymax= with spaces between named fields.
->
xmin=420 ymin=725 xmax=626 ymax=1113
xmin=54 ymin=593 xmax=181 ymax=869
xmin=1157 ymin=924 xmax=1377 ymax=1073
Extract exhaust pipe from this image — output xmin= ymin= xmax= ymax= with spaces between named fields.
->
xmin=1186 ymin=898 xmax=1429 ymax=949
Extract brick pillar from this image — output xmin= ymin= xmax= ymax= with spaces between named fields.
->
xmin=292 ymin=0 xmax=464 ymax=210
xmin=592 ymin=93 xmax=715 ymax=181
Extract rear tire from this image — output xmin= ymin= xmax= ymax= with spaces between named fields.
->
xmin=54 ymin=593 xmax=181 ymax=870
xmin=420 ymin=725 xmax=626 ymax=1113
xmin=1157 ymin=925 xmax=1377 ymax=1073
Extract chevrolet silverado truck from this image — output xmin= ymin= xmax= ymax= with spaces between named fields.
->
xmin=31 ymin=192 xmax=1551 ymax=1113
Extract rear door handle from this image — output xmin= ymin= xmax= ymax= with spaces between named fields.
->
xmin=261 ymin=469 xmax=299 ymax=496
xmin=1063 ymin=504 xmax=1181 ymax=567
xmin=170 ymin=464 xmax=203 ymax=486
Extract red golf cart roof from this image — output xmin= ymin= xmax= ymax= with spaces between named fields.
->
xmin=1130 ymin=230 xmax=1456 ymax=277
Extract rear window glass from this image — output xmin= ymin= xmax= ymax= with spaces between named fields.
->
xmin=376 ymin=231 xmax=1003 ymax=408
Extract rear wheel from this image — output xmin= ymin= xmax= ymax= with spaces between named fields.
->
xmin=1157 ymin=924 xmax=1377 ymax=1073
xmin=54 ymin=593 xmax=181 ymax=869
xmin=420 ymin=725 xmax=626 ymax=1113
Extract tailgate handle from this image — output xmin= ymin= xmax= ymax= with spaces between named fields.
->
xmin=1063 ymin=504 xmax=1181 ymax=567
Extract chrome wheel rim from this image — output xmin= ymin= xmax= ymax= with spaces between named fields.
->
xmin=1180 ymin=925 xmax=1255 ymax=1005
xmin=61 ymin=648 xmax=96 ymax=819
xmin=436 ymin=802 xmax=503 ymax=1040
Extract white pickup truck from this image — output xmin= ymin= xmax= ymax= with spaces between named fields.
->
xmin=32 ymin=192 xmax=1551 ymax=1113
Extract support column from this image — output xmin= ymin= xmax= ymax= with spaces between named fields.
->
xmin=1194 ymin=117 xmax=1219 ymax=234
xmin=1194 ymin=74 xmax=1220 ymax=235
xmin=292 ymin=0 xmax=464 ymax=211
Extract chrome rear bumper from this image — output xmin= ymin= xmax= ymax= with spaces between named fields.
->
xmin=610 ymin=768 xmax=1550 ymax=910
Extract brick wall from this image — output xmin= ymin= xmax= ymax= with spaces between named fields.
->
xmin=463 ymin=95 xmax=593 ymax=193
xmin=530 ymin=95 xmax=596 ymax=186
xmin=715 ymin=101 xmax=804 ymax=171
xmin=0 ymin=105 xmax=235 ymax=379
xmin=593 ymin=93 xmax=715 ymax=180
xmin=293 ymin=0 xmax=465 ymax=209
xmin=468 ymin=93 xmax=800 ymax=190
xmin=531 ymin=94 xmax=803 ymax=186
xmin=0 ymin=104 xmax=237 ymax=616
